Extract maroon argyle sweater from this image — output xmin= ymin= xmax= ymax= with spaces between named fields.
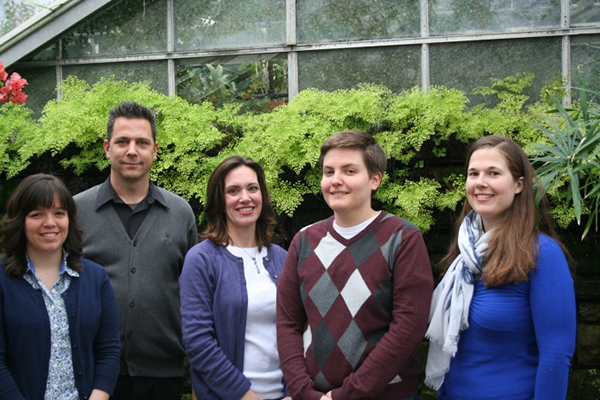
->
xmin=277 ymin=211 xmax=433 ymax=400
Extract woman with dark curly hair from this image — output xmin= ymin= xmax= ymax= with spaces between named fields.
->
xmin=0 ymin=174 xmax=120 ymax=400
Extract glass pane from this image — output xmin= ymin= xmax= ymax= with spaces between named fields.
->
xmin=430 ymin=38 xmax=562 ymax=104
xmin=177 ymin=55 xmax=288 ymax=110
xmin=297 ymin=0 xmax=420 ymax=44
xmin=17 ymin=66 xmax=57 ymax=119
xmin=0 ymin=0 xmax=55 ymax=37
xmin=29 ymin=43 xmax=57 ymax=62
xmin=175 ymin=0 xmax=285 ymax=51
xmin=62 ymin=0 xmax=167 ymax=58
xmin=63 ymin=61 xmax=168 ymax=94
xmin=571 ymin=35 xmax=600 ymax=93
xmin=571 ymin=0 xmax=600 ymax=26
xmin=298 ymin=46 xmax=421 ymax=92
xmin=430 ymin=0 xmax=560 ymax=35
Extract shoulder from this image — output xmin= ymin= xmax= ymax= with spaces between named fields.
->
xmin=186 ymin=239 xmax=223 ymax=258
xmin=79 ymin=259 xmax=109 ymax=279
xmin=377 ymin=212 xmax=423 ymax=242
xmin=155 ymin=187 xmax=194 ymax=213
xmin=269 ymin=243 xmax=288 ymax=258
xmin=73 ymin=185 xmax=100 ymax=203
xmin=380 ymin=211 xmax=419 ymax=230
xmin=532 ymin=233 xmax=571 ymax=277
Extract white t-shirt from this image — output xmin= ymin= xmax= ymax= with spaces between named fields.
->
xmin=227 ymin=245 xmax=285 ymax=399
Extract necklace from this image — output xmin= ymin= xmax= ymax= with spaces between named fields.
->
xmin=233 ymin=243 xmax=261 ymax=274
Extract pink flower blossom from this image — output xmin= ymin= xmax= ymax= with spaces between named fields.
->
xmin=0 ymin=62 xmax=7 ymax=82
xmin=0 ymin=62 xmax=28 ymax=105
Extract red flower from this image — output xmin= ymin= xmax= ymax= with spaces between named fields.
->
xmin=0 ymin=62 xmax=7 ymax=82
xmin=0 ymin=62 xmax=28 ymax=105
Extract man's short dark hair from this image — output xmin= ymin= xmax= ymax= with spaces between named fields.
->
xmin=107 ymin=101 xmax=157 ymax=142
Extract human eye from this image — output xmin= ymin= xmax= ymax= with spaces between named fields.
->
xmin=137 ymin=139 xmax=150 ymax=146
xmin=55 ymin=209 xmax=67 ymax=217
xmin=323 ymin=169 xmax=334 ymax=176
xmin=27 ymin=211 xmax=41 ymax=218
xmin=248 ymin=185 xmax=260 ymax=192
xmin=226 ymin=187 xmax=239 ymax=195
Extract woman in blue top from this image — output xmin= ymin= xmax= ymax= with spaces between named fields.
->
xmin=0 ymin=174 xmax=120 ymax=400
xmin=425 ymin=135 xmax=576 ymax=400
xmin=180 ymin=156 xmax=290 ymax=400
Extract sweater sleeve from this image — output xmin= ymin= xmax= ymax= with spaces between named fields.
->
xmin=180 ymin=245 xmax=251 ymax=400
xmin=276 ymin=234 xmax=324 ymax=400
xmin=530 ymin=236 xmax=576 ymax=400
xmin=331 ymin=227 xmax=434 ymax=399
xmin=91 ymin=268 xmax=121 ymax=395
xmin=0 ymin=279 xmax=27 ymax=400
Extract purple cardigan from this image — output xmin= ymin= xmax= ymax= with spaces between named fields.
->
xmin=0 ymin=258 xmax=120 ymax=400
xmin=179 ymin=239 xmax=287 ymax=400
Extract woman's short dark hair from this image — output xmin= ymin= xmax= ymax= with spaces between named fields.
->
xmin=201 ymin=155 xmax=277 ymax=249
xmin=1 ymin=174 xmax=83 ymax=277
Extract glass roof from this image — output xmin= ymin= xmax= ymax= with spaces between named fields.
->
xmin=1 ymin=0 xmax=66 ymax=38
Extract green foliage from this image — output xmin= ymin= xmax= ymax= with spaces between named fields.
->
xmin=530 ymin=84 xmax=600 ymax=239
xmin=0 ymin=102 xmax=39 ymax=177
xmin=0 ymin=73 xmax=570 ymax=234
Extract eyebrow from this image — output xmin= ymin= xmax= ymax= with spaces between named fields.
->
xmin=323 ymin=162 xmax=360 ymax=169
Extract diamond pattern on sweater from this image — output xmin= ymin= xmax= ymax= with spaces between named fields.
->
xmin=314 ymin=232 xmax=345 ymax=269
xmin=310 ymin=272 xmax=339 ymax=317
xmin=341 ymin=269 xmax=371 ymax=317
xmin=338 ymin=320 xmax=367 ymax=367
xmin=348 ymin=229 xmax=379 ymax=267
xmin=314 ymin=371 xmax=331 ymax=392
xmin=313 ymin=320 xmax=336 ymax=368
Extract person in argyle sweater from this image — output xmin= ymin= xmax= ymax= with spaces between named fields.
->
xmin=277 ymin=130 xmax=434 ymax=400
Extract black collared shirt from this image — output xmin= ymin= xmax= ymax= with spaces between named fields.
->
xmin=95 ymin=177 xmax=168 ymax=240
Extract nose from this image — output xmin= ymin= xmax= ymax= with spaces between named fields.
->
xmin=331 ymin=171 xmax=343 ymax=185
xmin=475 ymin=174 xmax=487 ymax=186
xmin=239 ymin=189 xmax=251 ymax=202
xmin=126 ymin=141 xmax=138 ymax=156
xmin=42 ymin=213 xmax=57 ymax=227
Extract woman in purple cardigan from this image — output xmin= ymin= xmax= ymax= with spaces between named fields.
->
xmin=180 ymin=156 xmax=290 ymax=400
xmin=0 ymin=174 xmax=120 ymax=400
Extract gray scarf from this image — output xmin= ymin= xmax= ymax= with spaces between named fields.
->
xmin=425 ymin=211 xmax=491 ymax=390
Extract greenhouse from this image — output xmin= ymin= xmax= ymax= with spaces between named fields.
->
xmin=2 ymin=0 xmax=600 ymax=116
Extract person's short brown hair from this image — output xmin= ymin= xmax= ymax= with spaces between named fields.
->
xmin=318 ymin=130 xmax=387 ymax=178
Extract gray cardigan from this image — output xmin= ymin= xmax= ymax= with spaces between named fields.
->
xmin=74 ymin=181 xmax=198 ymax=378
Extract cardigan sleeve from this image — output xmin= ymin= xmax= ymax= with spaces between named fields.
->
xmin=276 ymin=233 xmax=324 ymax=400
xmin=179 ymin=244 xmax=252 ymax=400
xmin=330 ymin=227 xmax=433 ymax=399
xmin=91 ymin=268 xmax=121 ymax=395
xmin=530 ymin=236 xmax=576 ymax=400
xmin=0 ymin=277 xmax=27 ymax=400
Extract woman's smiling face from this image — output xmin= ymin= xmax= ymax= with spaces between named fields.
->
xmin=466 ymin=147 xmax=524 ymax=231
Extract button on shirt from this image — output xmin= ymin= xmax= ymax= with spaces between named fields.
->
xmin=24 ymin=256 xmax=79 ymax=400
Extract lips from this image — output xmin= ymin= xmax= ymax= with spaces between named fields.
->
xmin=40 ymin=232 xmax=58 ymax=237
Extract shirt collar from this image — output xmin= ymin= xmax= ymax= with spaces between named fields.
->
xmin=95 ymin=177 xmax=168 ymax=209
xmin=26 ymin=251 xmax=79 ymax=277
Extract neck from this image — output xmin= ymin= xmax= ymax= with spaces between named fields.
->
xmin=334 ymin=208 xmax=378 ymax=228
xmin=110 ymin=174 xmax=150 ymax=204
xmin=27 ymin=248 xmax=63 ymax=272
xmin=228 ymin=225 xmax=257 ymax=248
